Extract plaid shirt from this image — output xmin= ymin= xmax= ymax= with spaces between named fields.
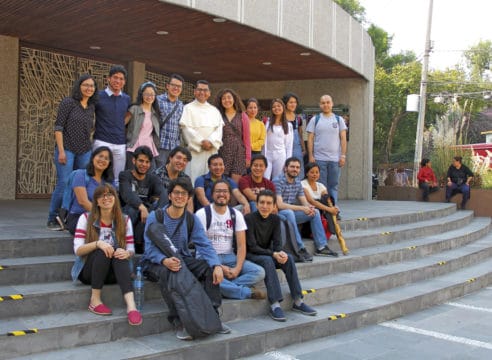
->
xmin=273 ymin=173 xmax=304 ymax=205
xmin=156 ymin=92 xmax=183 ymax=151
xmin=152 ymin=165 xmax=191 ymax=191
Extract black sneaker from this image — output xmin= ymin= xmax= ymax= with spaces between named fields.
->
xmin=46 ymin=220 xmax=62 ymax=231
xmin=298 ymin=248 xmax=313 ymax=262
xmin=315 ymin=246 xmax=338 ymax=257
xmin=269 ymin=307 xmax=287 ymax=322
xmin=174 ymin=320 xmax=193 ymax=340
xmin=217 ymin=322 xmax=231 ymax=334
xmin=292 ymin=302 xmax=317 ymax=316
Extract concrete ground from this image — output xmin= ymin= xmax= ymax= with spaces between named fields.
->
xmin=243 ymin=287 xmax=492 ymax=360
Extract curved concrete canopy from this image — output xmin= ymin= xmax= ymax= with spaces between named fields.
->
xmin=0 ymin=0 xmax=373 ymax=83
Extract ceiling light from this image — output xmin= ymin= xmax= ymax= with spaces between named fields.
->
xmin=156 ymin=31 xmax=169 ymax=35
xmin=193 ymin=71 xmax=202 ymax=74
xmin=89 ymin=46 xmax=101 ymax=50
xmin=262 ymin=62 xmax=272 ymax=66
xmin=300 ymin=52 xmax=311 ymax=56
xmin=213 ymin=17 xmax=226 ymax=23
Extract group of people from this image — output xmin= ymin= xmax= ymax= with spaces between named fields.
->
xmin=417 ymin=156 xmax=473 ymax=208
xmin=47 ymin=65 xmax=349 ymax=338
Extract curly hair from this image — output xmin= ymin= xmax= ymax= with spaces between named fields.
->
xmin=214 ymin=88 xmax=245 ymax=116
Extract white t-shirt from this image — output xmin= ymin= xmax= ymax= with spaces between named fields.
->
xmin=195 ymin=206 xmax=247 ymax=255
xmin=301 ymin=179 xmax=327 ymax=200
xmin=73 ymin=212 xmax=135 ymax=253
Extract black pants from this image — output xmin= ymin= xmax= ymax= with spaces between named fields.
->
xmin=149 ymin=256 xmax=221 ymax=324
xmin=79 ymin=249 xmax=133 ymax=295
xmin=419 ymin=182 xmax=439 ymax=201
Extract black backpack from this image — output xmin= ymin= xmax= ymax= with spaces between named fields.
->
xmin=145 ymin=211 xmax=222 ymax=338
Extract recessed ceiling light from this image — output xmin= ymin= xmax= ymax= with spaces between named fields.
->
xmin=156 ymin=31 xmax=169 ymax=35
xmin=213 ymin=17 xmax=226 ymax=23
xmin=262 ymin=62 xmax=272 ymax=66
xmin=193 ymin=71 xmax=202 ymax=75
xmin=89 ymin=46 xmax=101 ymax=50
xmin=300 ymin=52 xmax=311 ymax=56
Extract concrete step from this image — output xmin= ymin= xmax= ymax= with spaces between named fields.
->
xmin=3 ymin=231 xmax=492 ymax=358
xmin=15 ymin=257 xmax=492 ymax=360
xmin=338 ymin=201 xmax=457 ymax=231
xmin=337 ymin=209 xmax=474 ymax=250
xmin=0 ymin=202 xmax=457 ymax=259
xmin=0 ymin=211 xmax=480 ymax=287
xmin=1 ymin=218 xmax=489 ymax=319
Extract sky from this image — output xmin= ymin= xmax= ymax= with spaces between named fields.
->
xmin=360 ymin=0 xmax=491 ymax=70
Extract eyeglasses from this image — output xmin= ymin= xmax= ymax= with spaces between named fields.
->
xmin=213 ymin=189 xmax=229 ymax=194
xmin=171 ymin=190 xmax=188 ymax=197
xmin=143 ymin=93 xmax=156 ymax=98
xmin=99 ymin=193 xmax=115 ymax=200
xmin=195 ymin=88 xmax=210 ymax=92
xmin=81 ymin=84 xmax=95 ymax=88
xmin=168 ymin=83 xmax=182 ymax=89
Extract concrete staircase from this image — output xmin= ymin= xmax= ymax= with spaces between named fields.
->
xmin=1 ymin=201 xmax=492 ymax=359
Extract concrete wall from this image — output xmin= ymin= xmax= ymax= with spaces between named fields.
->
xmin=210 ymin=77 xmax=373 ymax=200
xmin=165 ymin=0 xmax=375 ymax=81
xmin=0 ymin=35 xmax=19 ymax=200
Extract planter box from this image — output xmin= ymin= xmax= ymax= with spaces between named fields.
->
xmin=377 ymin=186 xmax=492 ymax=217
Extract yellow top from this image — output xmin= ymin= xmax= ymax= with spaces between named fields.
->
xmin=249 ymin=118 xmax=266 ymax=152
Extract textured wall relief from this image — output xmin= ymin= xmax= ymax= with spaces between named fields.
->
xmin=17 ymin=48 xmax=112 ymax=196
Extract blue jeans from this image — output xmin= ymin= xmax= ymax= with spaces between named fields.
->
xmin=278 ymin=209 xmax=327 ymax=250
xmin=446 ymin=183 xmax=470 ymax=208
xmin=249 ymin=200 xmax=257 ymax=213
xmin=218 ymin=253 xmax=265 ymax=300
xmin=318 ymin=160 xmax=341 ymax=204
xmin=246 ymin=253 xmax=302 ymax=304
xmin=48 ymin=147 xmax=91 ymax=222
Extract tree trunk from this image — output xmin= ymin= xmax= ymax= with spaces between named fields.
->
xmin=384 ymin=111 xmax=406 ymax=163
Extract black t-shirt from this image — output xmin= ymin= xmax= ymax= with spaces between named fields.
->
xmin=118 ymin=170 xmax=162 ymax=209
xmin=447 ymin=164 xmax=473 ymax=185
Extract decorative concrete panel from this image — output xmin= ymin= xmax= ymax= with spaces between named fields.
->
xmin=312 ymin=0 xmax=334 ymax=56
xmin=194 ymin=0 xmax=240 ymax=21
xmin=334 ymin=5 xmax=351 ymax=65
xmin=350 ymin=19 xmax=363 ymax=74
xmin=243 ymin=0 xmax=279 ymax=35
xmin=282 ymin=0 xmax=310 ymax=44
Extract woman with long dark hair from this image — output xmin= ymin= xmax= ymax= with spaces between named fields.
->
xmin=125 ymin=81 xmax=161 ymax=169
xmin=65 ymin=146 xmax=115 ymax=234
xmin=72 ymin=184 xmax=142 ymax=325
xmin=47 ymin=74 xmax=98 ymax=230
xmin=283 ymin=92 xmax=306 ymax=179
xmin=263 ymin=99 xmax=293 ymax=179
xmin=214 ymin=88 xmax=251 ymax=183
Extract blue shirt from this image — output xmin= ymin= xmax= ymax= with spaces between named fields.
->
xmin=69 ymin=171 xmax=115 ymax=215
xmin=94 ymin=88 xmax=131 ymax=144
xmin=142 ymin=206 xmax=221 ymax=268
xmin=156 ymin=93 xmax=183 ymax=150
xmin=194 ymin=172 xmax=239 ymax=203
xmin=273 ymin=173 xmax=304 ymax=205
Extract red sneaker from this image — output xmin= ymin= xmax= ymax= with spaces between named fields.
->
xmin=88 ymin=303 xmax=112 ymax=315
xmin=127 ymin=310 xmax=142 ymax=326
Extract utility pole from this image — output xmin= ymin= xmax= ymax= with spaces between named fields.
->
xmin=412 ymin=0 xmax=434 ymax=186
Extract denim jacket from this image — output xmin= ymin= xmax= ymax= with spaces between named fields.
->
xmin=71 ymin=215 xmax=132 ymax=282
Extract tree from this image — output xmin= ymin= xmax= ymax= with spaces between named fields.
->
xmin=373 ymin=62 xmax=421 ymax=164
xmin=464 ymin=40 xmax=492 ymax=81
xmin=333 ymin=0 xmax=365 ymax=23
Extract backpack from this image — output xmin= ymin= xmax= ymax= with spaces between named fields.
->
xmin=144 ymin=218 xmax=222 ymax=338
xmin=154 ymin=207 xmax=194 ymax=241
xmin=203 ymin=204 xmax=237 ymax=249
xmin=314 ymin=113 xmax=341 ymax=128
xmin=58 ymin=169 xmax=90 ymax=223
xmin=279 ymin=218 xmax=303 ymax=263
